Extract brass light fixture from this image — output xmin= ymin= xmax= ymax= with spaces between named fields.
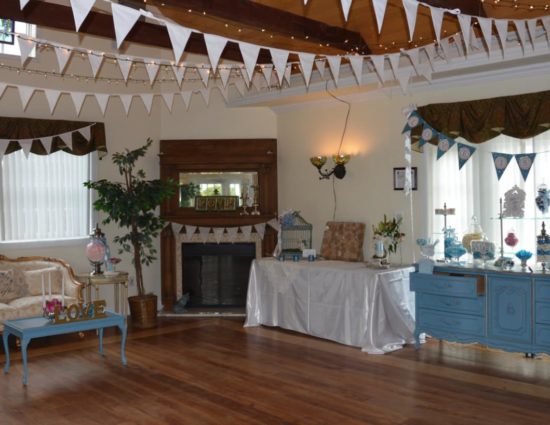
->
xmin=310 ymin=154 xmax=350 ymax=179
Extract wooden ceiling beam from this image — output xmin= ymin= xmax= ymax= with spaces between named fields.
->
xmin=145 ymin=0 xmax=370 ymax=54
xmin=0 ymin=0 xmax=277 ymax=64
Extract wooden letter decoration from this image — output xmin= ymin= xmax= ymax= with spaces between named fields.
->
xmin=53 ymin=300 xmax=107 ymax=324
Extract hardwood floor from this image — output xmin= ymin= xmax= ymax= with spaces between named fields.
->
xmin=1 ymin=318 xmax=550 ymax=425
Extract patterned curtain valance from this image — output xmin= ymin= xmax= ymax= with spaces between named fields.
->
xmin=0 ymin=116 xmax=106 ymax=156
xmin=412 ymin=89 xmax=550 ymax=145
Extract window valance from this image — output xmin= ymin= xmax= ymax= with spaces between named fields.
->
xmin=412 ymin=89 xmax=550 ymax=144
xmin=0 ymin=116 xmax=106 ymax=156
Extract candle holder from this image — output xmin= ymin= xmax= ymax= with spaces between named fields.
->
xmin=240 ymin=192 xmax=250 ymax=215
xmin=250 ymin=185 xmax=260 ymax=215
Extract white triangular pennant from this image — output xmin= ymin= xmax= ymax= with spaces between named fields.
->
xmin=198 ymin=227 xmax=210 ymax=244
xmin=18 ymin=86 xmax=35 ymax=110
xmin=514 ymin=20 xmax=528 ymax=52
xmin=298 ymin=52 xmax=315 ymax=87
xmin=203 ymin=34 xmax=227 ymax=71
xmin=439 ymin=38 xmax=452 ymax=60
xmin=139 ymin=93 xmax=154 ymax=114
xmin=284 ymin=64 xmax=292 ymax=85
xmin=218 ymin=86 xmax=229 ymax=103
xmin=171 ymin=223 xmax=184 ymax=236
xmin=542 ymin=17 xmax=550 ymax=47
xmin=347 ymin=55 xmax=363 ymax=85
xmin=527 ymin=19 xmax=538 ymax=49
xmin=262 ymin=65 xmax=273 ymax=86
xmin=144 ymin=60 xmax=160 ymax=85
xmin=418 ymin=63 xmax=432 ymax=82
xmin=18 ymin=139 xmax=33 ymax=158
xmin=111 ymin=3 xmax=141 ymax=48
xmin=388 ymin=53 xmax=400 ymax=79
xmin=370 ymin=55 xmax=386 ymax=81
xmin=197 ymin=66 xmax=210 ymax=87
xmin=78 ymin=126 xmax=91 ymax=142
xmin=340 ymin=0 xmax=352 ymax=21
xmin=495 ymin=19 xmax=509 ymax=54
xmin=423 ymin=44 xmax=436 ymax=70
xmin=218 ymin=67 xmax=231 ymax=88
xmin=166 ymin=23 xmax=191 ymax=64
xmin=326 ymin=55 xmax=341 ymax=85
xmin=20 ymin=0 xmax=31 ymax=9
xmin=315 ymin=59 xmax=326 ymax=78
xmin=0 ymin=83 xmax=6 ymax=99
xmin=161 ymin=92 xmax=175 ymax=112
xmin=119 ymin=94 xmax=133 ymax=116
xmin=44 ymin=89 xmax=61 ymax=114
xmin=403 ymin=0 xmax=419 ymax=40
xmin=55 ymin=47 xmax=72 ymax=73
xmin=70 ymin=92 xmax=86 ymax=115
xmin=457 ymin=14 xmax=472 ymax=54
xmin=41 ymin=136 xmax=53 ymax=154
xmin=94 ymin=93 xmax=109 ymax=115
xmin=59 ymin=132 xmax=74 ymax=150
xmin=240 ymin=225 xmax=252 ymax=240
xmin=88 ymin=52 xmax=104 ymax=78
xmin=234 ymin=80 xmax=246 ymax=97
xmin=470 ymin=27 xmax=481 ymax=50
xmin=171 ymin=65 xmax=186 ymax=86
xmin=406 ymin=48 xmax=419 ymax=72
xmin=267 ymin=218 xmax=281 ymax=232
xmin=199 ymin=88 xmax=211 ymax=106
xmin=373 ymin=0 xmax=388 ymax=33
xmin=252 ymin=74 xmax=263 ymax=91
xmin=239 ymin=41 xmax=261 ymax=81
xmin=396 ymin=68 xmax=413 ymax=94
xmin=429 ymin=7 xmax=444 ymax=43
xmin=184 ymin=225 xmax=196 ymax=241
xmin=477 ymin=18 xmax=494 ymax=53
xmin=269 ymin=48 xmax=289 ymax=85
xmin=213 ymin=227 xmax=225 ymax=244
xmin=181 ymin=91 xmax=192 ymax=110
xmin=70 ymin=0 xmax=95 ymax=31
xmin=254 ymin=223 xmax=266 ymax=240
xmin=117 ymin=58 xmax=132 ymax=82
xmin=18 ymin=38 xmax=35 ymax=65
xmin=226 ymin=227 xmax=238 ymax=243
xmin=240 ymin=67 xmax=251 ymax=87
xmin=0 ymin=139 xmax=10 ymax=155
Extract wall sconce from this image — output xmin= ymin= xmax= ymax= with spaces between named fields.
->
xmin=310 ymin=154 xmax=350 ymax=179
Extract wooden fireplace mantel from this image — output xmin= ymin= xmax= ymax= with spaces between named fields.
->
xmin=159 ymin=139 xmax=278 ymax=311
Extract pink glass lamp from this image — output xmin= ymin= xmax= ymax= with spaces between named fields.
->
xmin=86 ymin=225 xmax=106 ymax=275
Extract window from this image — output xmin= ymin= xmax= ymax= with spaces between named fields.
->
xmin=427 ymin=131 xmax=550 ymax=258
xmin=0 ymin=19 xmax=14 ymax=45
xmin=0 ymin=20 xmax=36 ymax=56
xmin=0 ymin=150 xmax=96 ymax=244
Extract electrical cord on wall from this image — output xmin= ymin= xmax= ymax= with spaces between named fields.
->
xmin=325 ymin=81 xmax=352 ymax=221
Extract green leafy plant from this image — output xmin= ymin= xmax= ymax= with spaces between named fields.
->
xmin=84 ymin=139 xmax=176 ymax=296
xmin=373 ymin=215 xmax=405 ymax=254
xmin=179 ymin=182 xmax=199 ymax=206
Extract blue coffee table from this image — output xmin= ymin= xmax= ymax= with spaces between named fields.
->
xmin=2 ymin=311 xmax=127 ymax=385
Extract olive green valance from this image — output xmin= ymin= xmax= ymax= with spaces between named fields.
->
xmin=412 ymin=89 xmax=550 ymax=145
xmin=0 ymin=116 xmax=106 ymax=156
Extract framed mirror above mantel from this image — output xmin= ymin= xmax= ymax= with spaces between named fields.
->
xmin=159 ymin=139 xmax=278 ymax=312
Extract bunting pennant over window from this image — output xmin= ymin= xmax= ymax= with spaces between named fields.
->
xmin=401 ymin=110 xmax=421 ymax=134
xmin=419 ymin=124 xmax=435 ymax=147
xmin=492 ymin=152 xmax=514 ymax=180
xmin=457 ymin=142 xmax=476 ymax=169
xmin=437 ymin=135 xmax=456 ymax=160
xmin=515 ymin=153 xmax=537 ymax=181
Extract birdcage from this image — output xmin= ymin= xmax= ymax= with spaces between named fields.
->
xmin=280 ymin=212 xmax=312 ymax=257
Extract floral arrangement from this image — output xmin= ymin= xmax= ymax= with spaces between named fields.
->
xmin=373 ymin=215 xmax=405 ymax=254
xmin=279 ymin=209 xmax=297 ymax=227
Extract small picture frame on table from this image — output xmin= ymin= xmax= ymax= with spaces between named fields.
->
xmin=393 ymin=167 xmax=417 ymax=191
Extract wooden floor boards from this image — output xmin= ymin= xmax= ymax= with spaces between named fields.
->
xmin=1 ymin=318 xmax=550 ymax=425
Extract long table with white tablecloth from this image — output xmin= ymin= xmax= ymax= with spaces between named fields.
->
xmin=244 ymin=258 xmax=416 ymax=354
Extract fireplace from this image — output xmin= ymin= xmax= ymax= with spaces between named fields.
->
xmin=181 ymin=243 xmax=256 ymax=307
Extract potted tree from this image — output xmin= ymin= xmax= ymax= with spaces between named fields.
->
xmin=84 ymin=139 xmax=175 ymax=328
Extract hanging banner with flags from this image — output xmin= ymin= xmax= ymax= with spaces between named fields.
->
xmin=515 ymin=153 xmax=537 ymax=181
xmin=401 ymin=110 xmax=421 ymax=134
xmin=492 ymin=152 xmax=514 ymax=180
xmin=419 ymin=124 xmax=436 ymax=147
xmin=437 ymin=135 xmax=456 ymax=159
xmin=457 ymin=142 xmax=476 ymax=169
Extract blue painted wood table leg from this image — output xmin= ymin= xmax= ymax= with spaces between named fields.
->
xmin=3 ymin=330 xmax=10 ymax=374
xmin=99 ymin=328 xmax=104 ymax=356
xmin=414 ymin=330 xmax=421 ymax=350
xmin=21 ymin=337 xmax=30 ymax=386
xmin=118 ymin=323 xmax=127 ymax=366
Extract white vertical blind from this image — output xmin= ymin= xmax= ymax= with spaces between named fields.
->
xmin=1 ymin=150 xmax=93 ymax=241
xmin=428 ymin=132 xmax=550 ymax=258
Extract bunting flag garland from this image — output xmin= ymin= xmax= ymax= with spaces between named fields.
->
xmin=171 ymin=223 xmax=184 ymax=235
xmin=198 ymin=227 xmax=211 ymax=244
xmin=492 ymin=152 xmax=514 ymax=180
xmin=419 ymin=124 xmax=435 ymax=147
xmin=213 ymin=227 xmax=225 ymax=244
xmin=401 ymin=110 xmax=421 ymax=134
xmin=184 ymin=225 xmax=197 ymax=241
xmin=70 ymin=0 xmax=96 ymax=32
xmin=240 ymin=225 xmax=253 ymax=240
xmin=457 ymin=142 xmax=476 ymax=169
xmin=225 ymin=226 xmax=239 ymax=243
xmin=515 ymin=153 xmax=537 ymax=181
xmin=254 ymin=223 xmax=266 ymax=240
xmin=436 ymin=135 xmax=456 ymax=160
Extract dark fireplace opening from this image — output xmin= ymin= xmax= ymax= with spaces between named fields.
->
xmin=181 ymin=243 xmax=255 ymax=308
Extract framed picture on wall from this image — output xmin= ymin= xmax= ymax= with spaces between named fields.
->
xmin=393 ymin=167 xmax=417 ymax=191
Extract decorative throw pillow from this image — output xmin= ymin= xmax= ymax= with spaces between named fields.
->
xmin=0 ymin=269 xmax=28 ymax=303
xmin=320 ymin=221 xmax=366 ymax=262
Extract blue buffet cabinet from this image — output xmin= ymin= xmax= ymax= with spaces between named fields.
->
xmin=411 ymin=265 xmax=550 ymax=356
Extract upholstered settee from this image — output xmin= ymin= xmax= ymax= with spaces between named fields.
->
xmin=0 ymin=255 xmax=84 ymax=331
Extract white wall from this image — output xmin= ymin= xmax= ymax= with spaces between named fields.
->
xmin=276 ymin=72 xmax=550 ymax=263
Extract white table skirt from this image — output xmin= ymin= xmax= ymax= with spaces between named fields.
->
xmin=244 ymin=258 xmax=416 ymax=354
